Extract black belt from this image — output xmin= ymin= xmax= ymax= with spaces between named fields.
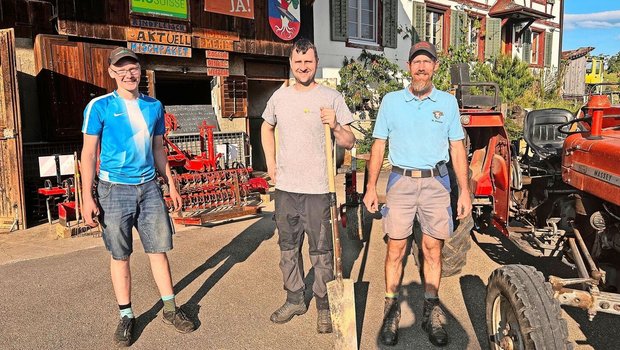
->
xmin=392 ymin=165 xmax=439 ymax=178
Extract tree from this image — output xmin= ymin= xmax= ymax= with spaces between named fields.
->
xmin=337 ymin=51 xmax=409 ymax=153
xmin=473 ymin=54 xmax=535 ymax=107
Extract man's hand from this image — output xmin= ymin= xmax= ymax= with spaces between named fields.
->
xmin=363 ymin=187 xmax=380 ymax=213
xmin=81 ymin=196 xmax=99 ymax=227
xmin=320 ymin=107 xmax=337 ymax=129
xmin=456 ymin=191 xmax=472 ymax=220
xmin=169 ymin=185 xmax=183 ymax=212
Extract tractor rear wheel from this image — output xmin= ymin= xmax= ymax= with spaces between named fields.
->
xmin=486 ymin=265 xmax=572 ymax=350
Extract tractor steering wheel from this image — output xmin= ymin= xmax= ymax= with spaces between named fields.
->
xmin=557 ymin=117 xmax=591 ymax=135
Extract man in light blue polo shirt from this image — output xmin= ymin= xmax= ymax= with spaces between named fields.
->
xmin=363 ymin=41 xmax=472 ymax=347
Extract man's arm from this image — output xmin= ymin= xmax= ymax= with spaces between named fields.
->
xmin=80 ymin=134 xmax=100 ymax=227
xmin=153 ymin=135 xmax=182 ymax=211
xmin=362 ymin=139 xmax=386 ymax=213
xmin=449 ymin=139 xmax=472 ymax=219
xmin=261 ymin=121 xmax=277 ymax=183
xmin=320 ymin=107 xmax=355 ymax=149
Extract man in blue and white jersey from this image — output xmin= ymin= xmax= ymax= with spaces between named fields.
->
xmin=81 ymin=47 xmax=195 ymax=347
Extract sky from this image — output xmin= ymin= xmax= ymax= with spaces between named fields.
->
xmin=563 ymin=0 xmax=620 ymax=56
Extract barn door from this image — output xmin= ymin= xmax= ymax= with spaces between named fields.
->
xmin=0 ymin=29 xmax=26 ymax=232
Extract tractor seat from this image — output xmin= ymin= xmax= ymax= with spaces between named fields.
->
xmin=523 ymin=108 xmax=574 ymax=157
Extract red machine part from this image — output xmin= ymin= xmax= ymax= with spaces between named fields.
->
xmin=462 ymin=110 xmax=511 ymax=236
xmin=562 ymin=95 xmax=620 ymax=206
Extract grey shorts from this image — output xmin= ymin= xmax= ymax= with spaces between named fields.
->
xmin=381 ymin=172 xmax=453 ymax=240
xmin=98 ymin=179 xmax=174 ymax=260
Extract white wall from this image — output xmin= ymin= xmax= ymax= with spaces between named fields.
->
xmin=313 ymin=0 xmax=414 ymax=80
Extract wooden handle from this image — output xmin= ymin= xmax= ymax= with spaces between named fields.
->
xmin=324 ymin=124 xmax=343 ymax=279
xmin=324 ymin=125 xmax=336 ymax=192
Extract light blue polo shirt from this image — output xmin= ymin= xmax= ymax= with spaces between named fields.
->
xmin=82 ymin=91 xmax=165 ymax=185
xmin=373 ymin=86 xmax=464 ymax=169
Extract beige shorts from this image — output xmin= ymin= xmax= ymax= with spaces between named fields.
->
xmin=381 ymin=172 xmax=453 ymax=240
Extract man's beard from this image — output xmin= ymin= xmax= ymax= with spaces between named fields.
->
xmin=411 ymin=74 xmax=433 ymax=96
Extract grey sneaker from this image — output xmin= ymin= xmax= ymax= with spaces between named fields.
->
xmin=380 ymin=298 xmax=400 ymax=346
xmin=270 ymin=301 xmax=307 ymax=324
xmin=163 ymin=307 xmax=196 ymax=333
xmin=317 ymin=309 xmax=333 ymax=333
xmin=113 ymin=316 xmax=134 ymax=347
xmin=421 ymin=298 xmax=448 ymax=347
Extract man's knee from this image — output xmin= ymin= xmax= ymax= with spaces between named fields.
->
xmin=386 ymin=238 xmax=408 ymax=264
xmin=422 ymin=234 xmax=443 ymax=261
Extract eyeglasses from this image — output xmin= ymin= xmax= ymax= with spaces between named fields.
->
xmin=110 ymin=65 xmax=141 ymax=77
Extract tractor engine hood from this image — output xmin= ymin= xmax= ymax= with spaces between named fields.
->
xmin=562 ymin=131 xmax=620 ymax=206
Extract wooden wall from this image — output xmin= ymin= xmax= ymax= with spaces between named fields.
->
xmin=0 ymin=0 xmax=55 ymax=39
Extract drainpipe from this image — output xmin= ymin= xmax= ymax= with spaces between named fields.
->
xmin=558 ymin=0 xmax=564 ymax=68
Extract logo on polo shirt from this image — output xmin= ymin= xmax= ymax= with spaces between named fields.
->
xmin=433 ymin=111 xmax=443 ymax=119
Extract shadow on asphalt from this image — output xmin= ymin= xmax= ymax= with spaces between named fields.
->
xmin=472 ymin=228 xmax=620 ymax=348
xmin=459 ymin=275 xmax=489 ymax=349
xmin=132 ymin=213 xmax=275 ymax=340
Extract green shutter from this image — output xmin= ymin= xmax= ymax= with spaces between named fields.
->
xmin=412 ymin=1 xmax=426 ymax=44
xmin=382 ymin=0 xmax=398 ymax=48
xmin=330 ymin=0 xmax=347 ymax=42
xmin=450 ymin=10 xmax=466 ymax=48
xmin=544 ymin=31 xmax=553 ymax=67
xmin=522 ymin=28 xmax=532 ymax=63
xmin=485 ymin=17 xmax=501 ymax=60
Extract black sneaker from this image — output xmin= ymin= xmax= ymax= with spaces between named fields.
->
xmin=317 ymin=309 xmax=333 ymax=333
xmin=114 ymin=316 xmax=134 ymax=347
xmin=270 ymin=301 xmax=308 ymax=324
xmin=163 ymin=307 xmax=196 ymax=333
xmin=380 ymin=298 xmax=400 ymax=346
xmin=422 ymin=298 xmax=448 ymax=347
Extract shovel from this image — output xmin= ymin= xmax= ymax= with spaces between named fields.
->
xmin=324 ymin=124 xmax=358 ymax=350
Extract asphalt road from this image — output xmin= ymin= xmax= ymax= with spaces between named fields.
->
xmin=1 ymin=177 xmax=619 ymax=349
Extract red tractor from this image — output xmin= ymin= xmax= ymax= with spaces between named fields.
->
xmin=457 ymin=82 xmax=620 ymax=349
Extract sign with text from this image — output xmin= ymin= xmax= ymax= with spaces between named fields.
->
xmin=194 ymin=37 xmax=234 ymax=51
xmin=130 ymin=17 xmax=187 ymax=32
xmin=207 ymin=68 xmax=230 ymax=77
xmin=205 ymin=0 xmax=254 ymax=19
xmin=206 ymin=50 xmax=229 ymax=60
xmin=126 ymin=28 xmax=192 ymax=47
xmin=129 ymin=42 xmax=191 ymax=58
xmin=130 ymin=0 xmax=188 ymax=20
xmin=207 ymin=59 xmax=229 ymax=69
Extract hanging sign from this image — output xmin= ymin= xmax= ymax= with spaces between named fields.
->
xmin=268 ymin=0 xmax=301 ymax=41
xmin=207 ymin=68 xmax=230 ymax=77
xmin=194 ymin=38 xmax=235 ymax=51
xmin=130 ymin=0 xmax=189 ymax=20
xmin=206 ymin=50 xmax=229 ymax=60
xmin=126 ymin=28 xmax=192 ymax=47
xmin=128 ymin=42 xmax=192 ymax=58
xmin=207 ymin=59 xmax=229 ymax=69
xmin=205 ymin=0 xmax=254 ymax=19
xmin=130 ymin=18 xmax=187 ymax=32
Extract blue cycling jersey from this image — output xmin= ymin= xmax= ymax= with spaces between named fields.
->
xmin=82 ymin=91 xmax=165 ymax=185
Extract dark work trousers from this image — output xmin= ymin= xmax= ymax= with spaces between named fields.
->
xmin=274 ymin=189 xmax=334 ymax=299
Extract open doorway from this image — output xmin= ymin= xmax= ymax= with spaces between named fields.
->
xmin=248 ymin=79 xmax=287 ymax=171
xmin=155 ymin=72 xmax=212 ymax=106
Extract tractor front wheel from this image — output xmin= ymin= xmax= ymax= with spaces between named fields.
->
xmin=486 ymin=265 xmax=572 ymax=350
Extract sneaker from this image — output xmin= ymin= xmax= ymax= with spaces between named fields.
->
xmin=380 ymin=298 xmax=400 ymax=346
xmin=421 ymin=298 xmax=448 ymax=347
xmin=163 ymin=307 xmax=196 ymax=333
xmin=270 ymin=301 xmax=308 ymax=324
xmin=317 ymin=309 xmax=333 ymax=333
xmin=113 ymin=316 xmax=134 ymax=347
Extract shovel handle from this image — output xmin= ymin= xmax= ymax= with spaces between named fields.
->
xmin=324 ymin=124 xmax=343 ymax=280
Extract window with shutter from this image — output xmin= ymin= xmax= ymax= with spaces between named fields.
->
xmin=382 ymin=0 xmax=398 ymax=48
xmin=425 ymin=9 xmax=444 ymax=50
xmin=348 ymin=0 xmax=377 ymax=42
xmin=484 ymin=17 xmax=501 ymax=60
xmin=544 ymin=32 xmax=553 ymax=67
xmin=412 ymin=2 xmax=426 ymax=44
xmin=330 ymin=0 xmax=348 ymax=42
xmin=522 ymin=28 xmax=532 ymax=64
xmin=450 ymin=10 xmax=465 ymax=48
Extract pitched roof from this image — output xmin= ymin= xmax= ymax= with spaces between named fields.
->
xmin=561 ymin=47 xmax=595 ymax=60
xmin=489 ymin=0 xmax=554 ymax=20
